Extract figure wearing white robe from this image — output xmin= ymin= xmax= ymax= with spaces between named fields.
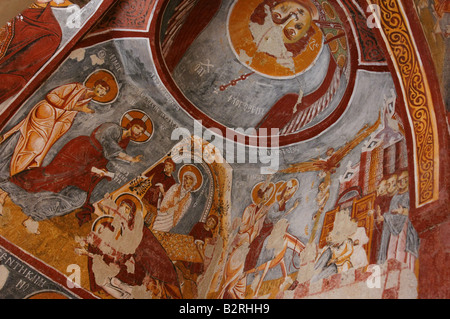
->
xmin=152 ymin=183 xmax=192 ymax=232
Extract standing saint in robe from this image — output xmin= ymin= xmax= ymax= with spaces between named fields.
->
xmin=182 ymin=214 xmax=219 ymax=280
xmin=218 ymin=180 xmax=275 ymax=299
xmin=244 ymin=178 xmax=299 ymax=273
xmin=377 ymin=171 xmax=419 ymax=271
xmin=140 ymin=158 xmax=177 ymax=227
xmin=368 ymin=178 xmax=391 ymax=264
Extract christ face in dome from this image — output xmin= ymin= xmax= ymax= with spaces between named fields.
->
xmin=249 ymin=0 xmax=319 ymax=58
xmin=270 ymin=1 xmax=313 ymax=44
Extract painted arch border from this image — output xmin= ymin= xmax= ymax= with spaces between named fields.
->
xmin=365 ymin=0 xmax=447 ymax=209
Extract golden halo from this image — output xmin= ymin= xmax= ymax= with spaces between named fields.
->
xmin=83 ymin=69 xmax=119 ymax=104
xmin=120 ymin=109 xmax=154 ymax=143
xmin=274 ymin=180 xmax=285 ymax=196
xmin=178 ymin=164 xmax=203 ymax=192
xmin=91 ymin=215 xmax=114 ymax=233
xmin=251 ymin=181 xmax=276 ymax=206
xmin=26 ymin=291 xmax=69 ymax=299
xmin=276 ymin=178 xmax=299 ymax=202
xmin=228 ymin=0 xmax=323 ymax=78
xmin=50 ymin=1 xmax=75 ymax=7
xmin=114 ymin=193 xmax=143 ymax=216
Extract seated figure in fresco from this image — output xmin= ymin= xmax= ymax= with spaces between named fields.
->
xmin=312 ymin=214 xmax=369 ymax=281
xmin=75 ymin=194 xmax=182 ymax=299
xmin=312 ymin=234 xmax=354 ymax=282
xmin=151 ymin=165 xmax=202 ymax=233
xmin=140 ymin=157 xmax=177 ymax=226
xmin=0 ymin=0 xmax=92 ymax=105
xmin=377 ymin=171 xmax=419 ymax=271
xmin=0 ymin=117 xmax=146 ymax=233
xmin=329 ymin=238 xmax=354 ymax=272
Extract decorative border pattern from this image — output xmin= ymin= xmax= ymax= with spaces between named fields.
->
xmin=371 ymin=0 xmax=439 ymax=207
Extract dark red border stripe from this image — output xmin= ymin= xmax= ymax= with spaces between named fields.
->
xmin=0 ymin=235 xmax=98 ymax=299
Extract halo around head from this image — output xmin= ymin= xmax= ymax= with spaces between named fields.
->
xmin=251 ymin=181 xmax=276 ymax=206
xmin=114 ymin=193 xmax=143 ymax=216
xmin=91 ymin=215 xmax=114 ymax=233
xmin=120 ymin=109 xmax=154 ymax=143
xmin=178 ymin=164 xmax=203 ymax=192
xmin=276 ymin=178 xmax=299 ymax=202
xmin=84 ymin=69 xmax=119 ymax=103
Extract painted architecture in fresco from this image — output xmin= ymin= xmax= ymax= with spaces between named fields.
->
xmin=0 ymin=0 xmax=447 ymax=299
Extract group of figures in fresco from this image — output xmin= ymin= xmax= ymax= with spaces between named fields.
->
xmin=0 ymin=0 xmax=421 ymax=299
xmin=0 ymin=88 xmax=419 ymax=299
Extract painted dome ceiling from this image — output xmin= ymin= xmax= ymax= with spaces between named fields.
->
xmin=156 ymin=0 xmax=358 ymax=145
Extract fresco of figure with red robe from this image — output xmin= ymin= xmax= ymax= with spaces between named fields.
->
xmin=0 ymin=0 xmax=93 ymax=105
xmin=0 ymin=110 xmax=149 ymax=234
xmin=183 ymin=214 xmax=218 ymax=280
